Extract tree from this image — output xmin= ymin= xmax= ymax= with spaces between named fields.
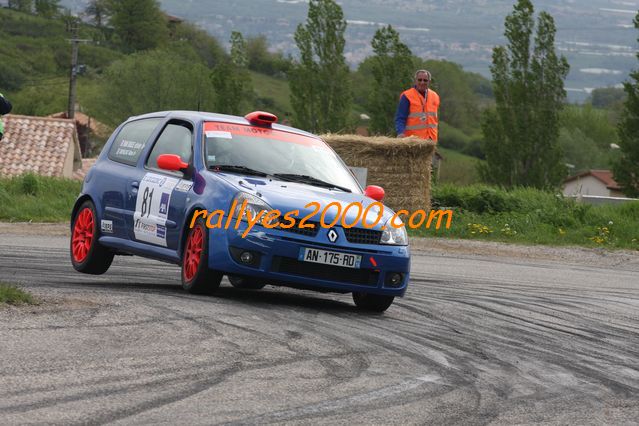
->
xmin=367 ymin=25 xmax=414 ymax=135
xmin=230 ymin=31 xmax=248 ymax=68
xmin=109 ymin=0 xmax=168 ymax=52
xmin=34 ymin=0 xmax=59 ymax=18
xmin=211 ymin=32 xmax=252 ymax=115
xmin=613 ymin=12 xmax=639 ymax=197
xmin=479 ymin=0 xmax=569 ymax=189
xmin=246 ymin=35 xmax=292 ymax=77
xmin=289 ymin=0 xmax=351 ymax=133
xmin=85 ymin=0 xmax=111 ymax=28
xmin=170 ymin=22 xmax=225 ymax=68
xmin=559 ymin=105 xmax=619 ymax=171
xmin=87 ymin=49 xmax=214 ymax=126
xmin=589 ymin=87 xmax=626 ymax=109
xmin=8 ymin=0 xmax=33 ymax=13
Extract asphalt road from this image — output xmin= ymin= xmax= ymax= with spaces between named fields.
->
xmin=1 ymin=233 xmax=638 ymax=425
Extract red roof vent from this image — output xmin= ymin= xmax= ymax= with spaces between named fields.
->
xmin=244 ymin=111 xmax=278 ymax=127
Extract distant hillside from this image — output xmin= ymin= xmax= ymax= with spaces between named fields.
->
xmin=59 ymin=0 xmax=639 ymax=103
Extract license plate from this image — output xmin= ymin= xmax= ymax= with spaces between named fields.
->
xmin=299 ymin=247 xmax=361 ymax=269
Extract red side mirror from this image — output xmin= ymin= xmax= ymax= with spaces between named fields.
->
xmin=157 ymin=154 xmax=188 ymax=171
xmin=364 ymin=185 xmax=385 ymax=201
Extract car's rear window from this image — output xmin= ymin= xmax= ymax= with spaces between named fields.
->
xmin=108 ymin=118 xmax=162 ymax=166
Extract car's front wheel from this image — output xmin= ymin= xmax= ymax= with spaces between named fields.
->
xmin=182 ymin=218 xmax=222 ymax=294
xmin=352 ymin=292 xmax=394 ymax=313
xmin=228 ymin=275 xmax=266 ymax=290
xmin=70 ymin=200 xmax=114 ymax=274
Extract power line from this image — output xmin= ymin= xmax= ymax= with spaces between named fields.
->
xmin=66 ymin=17 xmax=92 ymax=119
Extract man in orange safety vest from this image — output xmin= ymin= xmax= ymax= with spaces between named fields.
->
xmin=395 ymin=70 xmax=440 ymax=142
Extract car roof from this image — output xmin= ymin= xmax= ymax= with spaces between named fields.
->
xmin=128 ymin=110 xmax=320 ymax=139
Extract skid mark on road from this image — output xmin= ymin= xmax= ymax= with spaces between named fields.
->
xmin=228 ymin=374 xmax=443 ymax=424
xmin=1 ymin=239 xmax=639 ymax=423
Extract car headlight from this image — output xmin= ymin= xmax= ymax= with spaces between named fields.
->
xmin=232 ymin=192 xmax=278 ymax=225
xmin=380 ymin=217 xmax=408 ymax=245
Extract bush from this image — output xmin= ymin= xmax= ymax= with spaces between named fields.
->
xmin=433 ymin=184 xmax=521 ymax=213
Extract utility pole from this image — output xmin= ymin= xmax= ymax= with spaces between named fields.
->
xmin=67 ymin=18 xmax=91 ymax=120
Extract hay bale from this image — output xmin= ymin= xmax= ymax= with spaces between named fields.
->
xmin=321 ymin=134 xmax=435 ymax=212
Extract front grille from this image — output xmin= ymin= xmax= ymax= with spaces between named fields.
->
xmin=271 ymin=256 xmax=379 ymax=286
xmin=279 ymin=220 xmax=320 ymax=237
xmin=280 ymin=220 xmax=382 ymax=245
xmin=344 ymin=227 xmax=383 ymax=245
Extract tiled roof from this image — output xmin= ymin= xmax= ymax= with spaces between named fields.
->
xmin=73 ymin=157 xmax=97 ymax=181
xmin=48 ymin=111 xmax=112 ymax=139
xmin=564 ymin=169 xmax=621 ymax=190
xmin=0 ymin=114 xmax=81 ymax=178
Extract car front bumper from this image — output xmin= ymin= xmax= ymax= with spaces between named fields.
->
xmin=207 ymin=224 xmax=410 ymax=296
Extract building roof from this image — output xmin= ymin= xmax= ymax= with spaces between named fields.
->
xmin=0 ymin=114 xmax=81 ymax=178
xmin=73 ymin=157 xmax=97 ymax=181
xmin=165 ymin=14 xmax=183 ymax=23
xmin=48 ymin=111 xmax=112 ymax=139
xmin=564 ymin=169 xmax=621 ymax=190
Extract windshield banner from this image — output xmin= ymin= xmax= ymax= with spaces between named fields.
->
xmin=203 ymin=122 xmax=327 ymax=148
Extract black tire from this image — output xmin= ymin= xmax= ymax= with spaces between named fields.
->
xmin=70 ymin=200 xmax=114 ymax=275
xmin=228 ymin=275 xmax=266 ymax=290
xmin=182 ymin=217 xmax=222 ymax=294
xmin=352 ymin=292 xmax=395 ymax=313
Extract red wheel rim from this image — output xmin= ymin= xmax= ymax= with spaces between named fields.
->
xmin=184 ymin=225 xmax=204 ymax=281
xmin=72 ymin=208 xmax=94 ymax=263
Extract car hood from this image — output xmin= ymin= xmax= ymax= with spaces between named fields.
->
xmin=212 ymin=172 xmax=397 ymax=226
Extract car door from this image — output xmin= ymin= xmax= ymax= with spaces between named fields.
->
xmin=126 ymin=119 xmax=195 ymax=251
xmin=99 ymin=117 xmax=163 ymax=240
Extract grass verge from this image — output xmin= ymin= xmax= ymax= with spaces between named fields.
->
xmin=410 ymin=184 xmax=639 ymax=251
xmin=0 ymin=283 xmax=37 ymax=305
xmin=2 ymin=175 xmax=637 ymax=251
xmin=0 ymin=173 xmax=81 ymax=222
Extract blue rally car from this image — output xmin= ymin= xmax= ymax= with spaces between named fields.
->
xmin=70 ymin=110 xmax=410 ymax=312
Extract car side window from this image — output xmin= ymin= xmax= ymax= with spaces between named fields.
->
xmin=107 ymin=118 xmax=162 ymax=166
xmin=146 ymin=122 xmax=193 ymax=176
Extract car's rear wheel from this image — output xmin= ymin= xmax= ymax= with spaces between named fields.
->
xmin=228 ymin=275 xmax=266 ymax=290
xmin=70 ymin=200 xmax=114 ymax=274
xmin=352 ymin=292 xmax=394 ymax=313
xmin=182 ymin=218 xmax=222 ymax=294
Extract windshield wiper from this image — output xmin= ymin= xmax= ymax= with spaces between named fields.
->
xmin=273 ymin=173 xmax=351 ymax=193
xmin=210 ymin=165 xmax=268 ymax=177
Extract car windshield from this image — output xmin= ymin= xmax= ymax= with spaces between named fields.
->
xmin=203 ymin=122 xmax=361 ymax=193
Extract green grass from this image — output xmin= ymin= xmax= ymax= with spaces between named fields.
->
xmin=411 ymin=184 xmax=639 ymax=250
xmin=435 ymin=147 xmax=482 ymax=186
xmin=0 ymin=283 xmax=37 ymax=305
xmin=3 ymin=175 xmax=637 ymax=251
xmin=249 ymin=70 xmax=292 ymax=118
xmin=0 ymin=174 xmax=81 ymax=222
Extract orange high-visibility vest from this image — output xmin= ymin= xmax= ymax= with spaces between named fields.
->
xmin=401 ymin=88 xmax=440 ymax=141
